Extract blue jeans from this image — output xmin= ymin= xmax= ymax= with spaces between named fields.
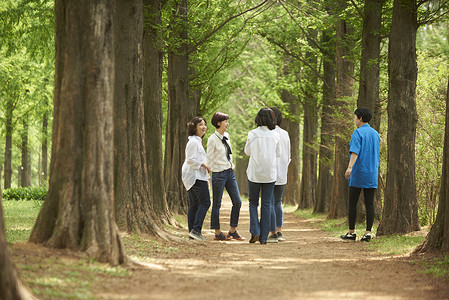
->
xmin=211 ymin=169 xmax=242 ymax=229
xmin=270 ymin=184 xmax=286 ymax=232
xmin=188 ymin=180 xmax=211 ymax=233
xmin=248 ymin=180 xmax=275 ymax=243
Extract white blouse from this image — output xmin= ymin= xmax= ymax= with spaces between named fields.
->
xmin=244 ymin=126 xmax=280 ymax=183
xmin=182 ymin=135 xmax=209 ymax=191
xmin=206 ymin=131 xmax=234 ymax=172
xmin=274 ymin=125 xmax=291 ymax=185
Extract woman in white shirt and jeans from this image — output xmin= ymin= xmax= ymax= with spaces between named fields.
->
xmin=207 ymin=112 xmax=244 ymax=241
xmin=181 ymin=116 xmax=211 ymax=241
xmin=245 ymin=108 xmax=280 ymax=244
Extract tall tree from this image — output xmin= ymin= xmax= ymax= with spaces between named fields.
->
xmin=298 ymin=30 xmax=319 ymax=209
xmin=143 ymin=0 xmax=174 ymax=224
xmin=315 ymin=24 xmax=336 ymax=213
xmin=328 ymin=0 xmax=355 ymax=219
xmin=377 ymin=0 xmax=420 ymax=235
xmin=0 ymin=172 xmax=34 ymax=299
xmin=164 ymin=0 xmax=194 ymax=213
xmin=41 ymin=95 xmax=49 ymax=185
xmin=3 ymin=98 xmax=14 ymax=189
xmin=416 ymin=76 xmax=449 ymax=253
xmin=113 ymin=0 xmax=163 ymax=234
xmin=20 ymin=120 xmax=31 ymax=187
xmin=355 ymin=0 xmax=385 ymax=222
xmin=30 ymin=0 xmax=125 ymax=265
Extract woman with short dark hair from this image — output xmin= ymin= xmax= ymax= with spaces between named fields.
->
xmin=245 ymin=108 xmax=280 ymax=244
xmin=181 ymin=116 xmax=211 ymax=241
xmin=207 ymin=112 xmax=244 ymax=241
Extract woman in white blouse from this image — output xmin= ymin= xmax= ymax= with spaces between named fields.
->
xmin=207 ymin=112 xmax=244 ymax=241
xmin=181 ymin=116 xmax=211 ymax=241
xmin=244 ymin=108 xmax=280 ymax=244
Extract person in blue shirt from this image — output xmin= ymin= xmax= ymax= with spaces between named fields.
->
xmin=340 ymin=107 xmax=380 ymax=242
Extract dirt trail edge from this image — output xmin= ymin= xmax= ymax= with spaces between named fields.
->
xmin=15 ymin=196 xmax=449 ymax=299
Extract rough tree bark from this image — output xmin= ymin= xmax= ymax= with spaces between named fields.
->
xmin=29 ymin=0 xmax=125 ymax=265
xmin=113 ymin=0 xmax=165 ymax=235
xmin=298 ymin=31 xmax=319 ymax=209
xmin=315 ymin=27 xmax=335 ymax=214
xmin=328 ymin=0 xmax=355 ymax=219
xmin=0 ymin=170 xmax=34 ymax=299
xmin=143 ymin=0 xmax=174 ymax=225
xmin=355 ymin=0 xmax=384 ymax=223
xmin=164 ymin=0 xmax=196 ymax=213
xmin=377 ymin=0 xmax=420 ymax=235
xmin=416 ymin=76 xmax=449 ymax=253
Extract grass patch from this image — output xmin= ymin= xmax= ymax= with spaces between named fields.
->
xmin=424 ymin=255 xmax=449 ymax=281
xmin=3 ymin=200 xmax=43 ymax=243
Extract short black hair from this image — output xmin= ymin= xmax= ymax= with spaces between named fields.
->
xmin=255 ymin=108 xmax=276 ymax=130
xmin=187 ymin=116 xmax=207 ymax=137
xmin=211 ymin=112 xmax=229 ymax=128
xmin=270 ymin=107 xmax=282 ymax=126
xmin=354 ymin=107 xmax=372 ymax=123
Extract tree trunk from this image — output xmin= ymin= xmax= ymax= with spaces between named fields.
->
xmin=416 ymin=76 xmax=449 ymax=253
xmin=0 ymin=172 xmax=34 ymax=299
xmin=298 ymin=31 xmax=319 ymax=209
xmin=164 ymin=0 xmax=196 ymax=213
xmin=328 ymin=1 xmax=355 ymax=219
xmin=41 ymin=103 xmax=49 ymax=185
xmin=30 ymin=0 xmax=125 ymax=265
xmin=355 ymin=0 xmax=384 ymax=223
xmin=377 ymin=0 xmax=420 ymax=235
xmin=4 ymin=101 xmax=13 ymax=189
xmin=143 ymin=0 xmax=173 ymax=225
xmin=113 ymin=0 xmax=163 ymax=235
xmin=235 ymin=152 xmax=249 ymax=197
xmin=20 ymin=121 xmax=31 ymax=187
xmin=315 ymin=27 xmax=335 ymax=214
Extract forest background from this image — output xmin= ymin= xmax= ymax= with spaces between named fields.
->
xmin=0 ymin=0 xmax=449 ymax=293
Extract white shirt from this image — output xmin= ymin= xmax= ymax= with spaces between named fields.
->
xmin=182 ymin=136 xmax=209 ymax=191
xmin=244 ymin=126 xmax=280 ymax=183
xmin=206 ymin=131 xmax=234 ymax=172
xmin=274 ymin=126 xmax=291 ymax=185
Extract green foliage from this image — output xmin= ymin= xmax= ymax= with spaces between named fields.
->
xmin=415 ymin=23 xmax=449 ymax=226
xmin=3 ymin=199 xmax=42 ymax=243
xmin=2 ymin=186 xmax=47 ymax=201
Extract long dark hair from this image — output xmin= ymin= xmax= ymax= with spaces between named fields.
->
xmin=187 ymin=116 xmax=207 ymax=138
xmin=255 ymin=108 xmax=276 ymax=130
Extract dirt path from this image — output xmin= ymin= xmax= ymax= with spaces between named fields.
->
xmin=12 ymin=196 xmax=449 ymax=299
xmin=106 ymin=196 xmax=449 ymax=300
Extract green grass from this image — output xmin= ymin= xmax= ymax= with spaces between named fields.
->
xmin=424 ymin=255 xmax=449 ymax=280
xmin=3 ymin=199 xmax=43 ymax=243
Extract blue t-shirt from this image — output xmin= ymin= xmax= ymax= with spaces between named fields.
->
xmin=349 ymin=124 xmax=380 ymax=188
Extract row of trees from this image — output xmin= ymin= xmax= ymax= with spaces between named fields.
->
xmin=1 ymin=0 xmax=449 ymax=297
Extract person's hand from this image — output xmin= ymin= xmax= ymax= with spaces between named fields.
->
xmin=202 ymin=163 xmax=211 ymax=173
xmin=345 ymin=167 xmax=352 ymax=180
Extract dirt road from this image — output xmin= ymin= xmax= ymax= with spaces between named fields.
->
xmin=108 ymin=196 xmax=449 ymax=300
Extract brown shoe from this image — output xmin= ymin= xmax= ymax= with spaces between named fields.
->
xmin=249 ymin=235 xmax=259 ymax=243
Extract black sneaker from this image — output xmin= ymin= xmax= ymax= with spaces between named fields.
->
xmin=267 ymin=234 xmax=279 ymax=243
xmin=249 ymin=235 xmax=259 ymax=243
xmin=189 ymin=230 xmax=205 ymax=241
xmin=276 ymin=232 xmax=285 ymax=242
xmin=340 ymin=232 xmax=357 ymax=241
xmin=360 ymin=233 xmax=372 ymax=242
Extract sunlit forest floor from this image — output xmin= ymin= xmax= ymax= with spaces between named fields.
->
xmin=10 ymin=197 xmax=449 ymax=299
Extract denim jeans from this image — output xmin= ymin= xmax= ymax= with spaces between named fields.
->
xmin=188 ymin=180 xmax=211 ymax=233
xmin=270 ymin=184 xmax=286 ymax=232
xmin=211 ymin=169 xmax=242 ymax=229
xmin=248 ymin=180 xmax=275 ymax=243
